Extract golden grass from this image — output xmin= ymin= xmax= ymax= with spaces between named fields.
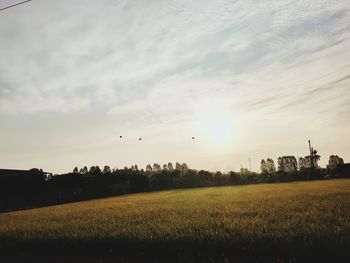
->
xmin=0 ymin=179 xmax=350 ymax=261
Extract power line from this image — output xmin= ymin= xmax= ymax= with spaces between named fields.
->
xmin=0 ymin=0 xmax=32 ymax=12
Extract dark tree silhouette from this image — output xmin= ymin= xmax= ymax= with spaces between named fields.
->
xmin=89 ymin=166 xmax=101 ymax=176
xmin=260 ymin=159 xmax=268 ymax=174
xmin=103 ymin=165 xmax=111 ymax=174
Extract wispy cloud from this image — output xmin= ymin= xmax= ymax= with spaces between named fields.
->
xmin=0 ymin=0 xmax=350 ymax=172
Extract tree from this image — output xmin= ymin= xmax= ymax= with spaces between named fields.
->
xmin=299 ymin=157 xmax=308 ymax=169
xmin=300 ymin=151 xmax=321 ymax=170
xmin=266 ymin=158 xmax=276 ymax=173
xmin=260 ymin=159 xmax=268 ymax=174
xmin=73 ymin=167 xmax=79 ymax=174
xmin=152 ymin=163 xmax=161 ymax=173
xmin=277 ymin=157 xmax=284 ymax=172
xmin=312 ymin=149 xmax=320 ymax=167
xmin=183 ymin=169 xmax=197 ymax=186
xmin=328 ymin=155 xmax=344 ymax=170
xmin=146 ymin=164 xmax=152 ymax=173
xmin=182 ymin=163 xmax=189 ymax=175
xmin=229 ymin=171 xmax=241 ymax=184
xmin=130 ymin=165 xmax=138 ymax=171
xmin=167 ymin=162 xmax=174 ymax=172
xmin=308 ymin=141 xmax=321 ymax=169
xmin=278 ymin=156 xmax=297 ymax=172
xmin=240 ymin=167 xmax=249 ymax=175
xmin=214 ymin=171 xmax=223 ymax=185
xmin=89 ymin=166 xmax=101 ymax=176
xmin=175 ymin=162 xmax=182 ymax=172
xmin=103 ymin=165 xmax=111 ymax=174
xmin=29 ymin=168 xmax=41 ymax=172
xmin=198 ymin=170 xmax=212 ymax=184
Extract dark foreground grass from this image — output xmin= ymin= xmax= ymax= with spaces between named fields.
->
xmin=0 ymin=179 xmax=350 ymax=262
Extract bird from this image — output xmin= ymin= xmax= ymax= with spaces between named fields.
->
xmin=192 ymin=137 xmax=195 ymax=140
xmin=120 ymin=136 xmax=123 ymax=138
xmin=138 ymin=137 xmax=142 ymax=141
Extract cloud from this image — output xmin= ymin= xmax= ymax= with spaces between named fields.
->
xmin=0 ymin=0 xmax=350 ymax=172
xmin=0 ymin=0 xmax=349 ymax=117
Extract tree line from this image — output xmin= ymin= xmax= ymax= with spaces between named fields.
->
xmin=0 ymin=154 xmax=347 ymax=211
xmin=62 ymin=153 xmax=346 ymax=197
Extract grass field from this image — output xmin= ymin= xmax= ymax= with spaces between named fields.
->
xmin=1 ymin=179 xmax=350 ymax=262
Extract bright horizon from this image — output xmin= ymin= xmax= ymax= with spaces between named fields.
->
xmin=0 ymin=0 xmax=350 ymax=174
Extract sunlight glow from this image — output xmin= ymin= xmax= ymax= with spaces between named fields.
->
xmin=194 ymin=102 xmax=237 ymax=154
xmin=199 ymin=115 xmax=234 ymax=143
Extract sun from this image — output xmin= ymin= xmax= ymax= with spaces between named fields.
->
xmin=195 ymin=110 xmax=236 ymax=153
xmin=199 ymin=115 xmax=234 ymax=143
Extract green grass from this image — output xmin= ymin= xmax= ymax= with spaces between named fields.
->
xmin=1 ymin=179 xmax=350 ymax=262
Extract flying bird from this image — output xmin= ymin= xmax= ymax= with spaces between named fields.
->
xmin=120 ymin=136 xmax=123 ymax=138
xmin=138 ymin=137 xmax=142 ymax=141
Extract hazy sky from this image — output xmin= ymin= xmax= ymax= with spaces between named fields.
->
xmin=0 ymin=0 xmax=350 ymax=173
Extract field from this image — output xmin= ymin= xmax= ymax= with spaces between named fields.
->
xmin=0 ymin=179 xmax=350 ymax=262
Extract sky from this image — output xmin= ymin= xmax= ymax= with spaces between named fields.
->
xmin=0 ymin=0 xmax=350 ymax=174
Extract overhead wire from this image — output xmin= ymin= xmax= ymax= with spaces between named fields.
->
xmin=0 ymin=0 xmax=32 ymax=12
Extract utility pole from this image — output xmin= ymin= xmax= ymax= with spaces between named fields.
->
xmin=308 ymin=140 xmax=314 ymax=169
